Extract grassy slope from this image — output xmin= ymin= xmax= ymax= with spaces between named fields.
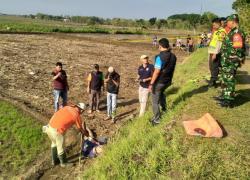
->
xmin=82 ymin=48 xmax=250 ymax=179
xmin=0 ymin=101 xmax=48 ymax=176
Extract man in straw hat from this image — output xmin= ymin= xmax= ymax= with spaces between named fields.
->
xmin=43 ymin=103 xmax=89 ymax=167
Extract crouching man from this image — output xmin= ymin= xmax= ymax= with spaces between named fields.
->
xmin=43 ymin=103 xmax=89 ymax=167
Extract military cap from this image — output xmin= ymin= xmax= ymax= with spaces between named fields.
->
xmin=227 ymin=14 xmax=239 ymax=21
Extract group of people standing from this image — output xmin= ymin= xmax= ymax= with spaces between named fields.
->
xmin=47 ymin=13 xmax=248 ymax=165
xmin=208 ymin=14 xmax=246 ymax=107
xmin=84 ymin=38 xmax=177 ymax=125
xmin=44 ymin=37 xmax=176 ymax=167
xmin=87 ymin=65 xmax=120 ymax=123
xmin=50 ymin=38 xmax=177 ymax=125
xmin=43 ymin=13 xmax=245 ymax=168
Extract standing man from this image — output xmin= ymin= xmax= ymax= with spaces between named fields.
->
xmin=149 ymin=38 xmax=177 ymax=125
xmin=52 ymin=62 xmax=69 ymax=112
xmin=138 ymin=55 xmax=154 ymax=117
xmin=218 ymin=14 xmax=246 ymax=107
xmin=208 ymin=18 xmax=226 ymax=87
xmin=104 ymin=67 xmax=120 ymax=123
xmin=87 ymin=64 xmax=104 ymax=114
xmin=44 ymin=103 xmax=89 ymax=167
xmin=186 ymin=35 xmax=194 ymax=53
xmin=152 ymin=35 xmax=158 ymax=48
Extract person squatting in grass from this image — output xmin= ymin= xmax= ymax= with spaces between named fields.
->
xmin=104 ymin=66 xmax=120 ymax=123
xmin=207 ymin=18 xmax=226 ymax=88
xmin=149 ymin=38 xmax=177 ymax=126
xmin=87 ymin=64 xmax=104 ymax=114
xmin=43 ymin=103 xmax=89 ymax=167
xmin=51 ymin=62 xmax=69 ymax=112
xmin=137 ymin=55 xmax=154 ymax=117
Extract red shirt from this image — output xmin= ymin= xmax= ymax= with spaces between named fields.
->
xmin=49 ymin=106 xmax=83 ymax=134
xmin=52 ymin=70 xmax=68 ymax=90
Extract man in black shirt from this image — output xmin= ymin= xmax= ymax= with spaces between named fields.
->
xmin=149 ymin=38 xmax=177 ymax=125
xmin=87 ymin=64 xmax=104 ymax=114
xmin=104 ymin=66 xmax=120 ymax=123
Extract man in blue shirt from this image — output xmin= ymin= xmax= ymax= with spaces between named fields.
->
xmin=149 ymin=38 xmax=177 ymax=125
xmin=137 ymin=55 xmax=154 ymax=117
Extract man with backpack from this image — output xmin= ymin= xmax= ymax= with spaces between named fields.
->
xmin=149 ymin=38 xmax=177 ymax=125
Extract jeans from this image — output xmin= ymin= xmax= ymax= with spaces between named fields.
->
xmin=107 ymin=92 xmax=117 ymax=118
xmin=151 ymin=83 xmax=170 ymax=123
xmin=138 ymin=86 xmax=149 ymax=117
xmin=89 ymin=90 xmax=101 ymax=111
xmin=53 ymin=89 xmax=67 ymax=112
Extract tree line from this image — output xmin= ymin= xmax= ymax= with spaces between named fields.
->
xmin=23 ymin=12 xmax=218 ymax=30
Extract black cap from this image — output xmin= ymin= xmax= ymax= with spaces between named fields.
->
xmin=220 ymin=17 xmax=227 ymax=22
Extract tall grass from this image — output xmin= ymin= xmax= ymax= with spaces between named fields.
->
xmin=81 ymin=48 xmax=250 ymax=179
xmin=0 ymin=101 xmax=48 ymax=176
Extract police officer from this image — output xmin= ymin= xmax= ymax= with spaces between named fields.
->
xmin=217 ymin=14 xmax=246 ymax=107
xmin=208 ymin=18 xmax=226 ymax=87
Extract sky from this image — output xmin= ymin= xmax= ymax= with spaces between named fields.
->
xmin=0 ymin=0 xmax=235 ymax=19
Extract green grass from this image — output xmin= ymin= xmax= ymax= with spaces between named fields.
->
xmin=0 ymin=101 xmax=48 ymax=176
xmin=81 ymin=48 xmax=250 ymax=179
xmin=0 ymin=15 xmax=145 ymax=34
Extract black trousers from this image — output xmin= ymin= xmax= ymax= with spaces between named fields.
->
xmin=151 ymin=82 xmax=171 ymax=123
xmin=209 ymin=53 xmax=221 ymax=82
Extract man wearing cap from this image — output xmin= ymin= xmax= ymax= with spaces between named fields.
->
xmin=87 ymin=64 xmax=104 ymax=114
xmin=149 ymin=38 xmax=177 ymax=125
xmin=44 ymin=103 xmax=89 ymax=167
xmin=137 ymin=55 xmax=154 ymax=117
xmin=220 ymin=17 xmax=231 ymax=34
xmin=208 ymin=18 xmax=226 ymax=87
xmin=104 ymin=67 xmax=120 ymax=122
xmin=51 ymin=62 xmax=69 ymax=112
xmin=217 ymin=14 xmax=246 ymax=107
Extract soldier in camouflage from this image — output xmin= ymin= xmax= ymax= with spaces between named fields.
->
xmin=217 ymin=14 xmax=246 ymax=107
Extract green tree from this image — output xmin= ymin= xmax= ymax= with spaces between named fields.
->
xmin=233 ymin=0 xmax=250 ymax=33
xmin=149 ymin=17 xmax=157 ymax=26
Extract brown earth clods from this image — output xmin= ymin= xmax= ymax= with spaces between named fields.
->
xmin=0 ymin=33 xmax=187 ymax=179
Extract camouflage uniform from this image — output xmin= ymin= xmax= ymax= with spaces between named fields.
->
xmin=219 ymin=15 xmax=246 ymax=106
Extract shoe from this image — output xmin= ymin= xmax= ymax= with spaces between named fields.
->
xmin=104 ymin=116 xmax=111 ymax=121
xmin=87 ymin=110 xmax=93 ymax=114
xmin=217 ymin=100 xmax=233 ymax=108
xmin=162 ymin=108 xmax=167 ymax=112
xmin=58 ymin=152 xmax=73 ymax=168
xmin=96 ymin=109 xmax=100 ymax=113
xmin=213 ymin=95 xmax=223 ymax=101
xmin=51 ymin=147 xmax=60 ymax=166
xmin=151 ymin=120 xmax=160 ymax=126
xmin=208 ymin=81 xmax=217 ymax=88
xmin=111 ymin=117 xmax=116 ymax=123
